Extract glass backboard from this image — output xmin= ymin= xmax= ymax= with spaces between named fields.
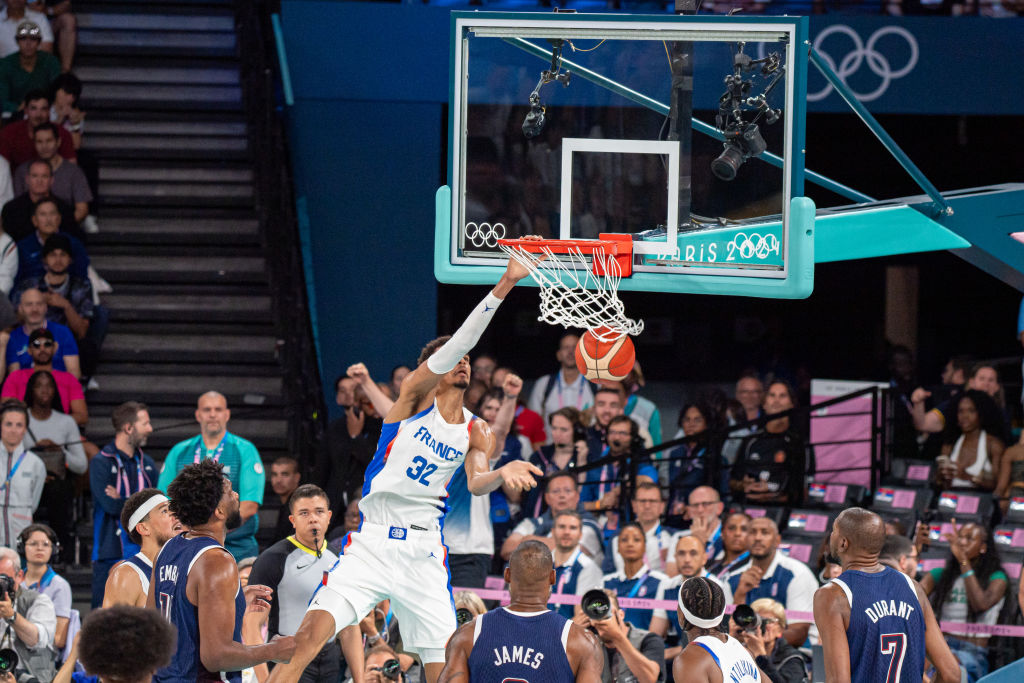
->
xmin=435 ymin=12 xmax=814 ymax=298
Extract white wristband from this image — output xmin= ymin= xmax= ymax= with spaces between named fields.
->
xmin=426 ymin=293 xmax=502 ymax=375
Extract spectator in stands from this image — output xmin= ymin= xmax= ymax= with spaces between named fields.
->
xmin=730 ymin=598 xmax=807 ymax=683
xmin=0 ymin=0 xmax=53 ymax=56
xmin=75 ymin=606 xmax=176 ymax=683
xmin=608 ymin=481 xmax=673 ymax=574
xmin=666 ymin=402 xmax=722 ymax=509
xmin=0 ymin=217 xmax=17 ymax=295
xmin=0 ymin=90 xmax=74 ymax=169
xmin=0 ymin=544 xmax=56 ymax=683
xmin=730 ymin=380 xmax=806 ymax=506
xmin=1 ymin=326 xmax=86 ymax=426
xmin=574 ymin=588 xmax=664 ymax=683
xmin=936 ymin=390 xmax=1005 ymax=491
xmin=14 ymin=123 xmax=91 ymax=222
xmin=388 ymin=364 xmax=409 ymax=398
xmin=887 ymin=345 xmax=921 ymax=459
xmin=735 ymin=374 xmax=764 ymax=422
xmin=15 ymin=197 xmax=88 ymax=288
xmin=18 ymin=523 xmax=70 ymax=652
xmin=708 ymin=512 xmax=752 ymax=578
xmin=49 ymin=73 xmax=83 ymax=158
xmin=524 ymin=406 xmax=588 ymax=518
xmin=603 ymin=521 xmax=667 ymax=629
xmin=581 ymin=414 xmax=639 ymax=513
xmin=528 ymin=332 xmax=594 ymax=436
xmin=0 ymin=401 xmax=45 ymax=547
xmin=317 ymin=372 xmax=383 ymax=524
xmin=500 ymin=471 xmax=604 ymax=566
xmin=463 ymin=379 xmax=488 ymax=412
xmin=23 ymin=370 xmax=86 ymax=564
xmin=475 ymin=379 xmax=529 ymax=553
xmin=727 ymin=516 xmax=817 ymax=647
xmin=37 ymin=2 xmax=75 ymax=73
xmin=90 ymin=401 xmax=156 ymax=607
xmin=922 ymin=521 xmax=1008 ymax=682
xmin=996 ymin=435 xmax=1024 ymax=513
xmin=880 ymin=533 xmax=919 ymax=578
xmin=471 ymin=353 xmax=496 ymax=387
xmin=158 ymin=391 xmax=265 ymax=561
xmin=651 ymin=535 xmax=733 ymax=663
xmin=267 ymin=455 xmax=301 ymax=542
xmin=911 ymin=360 xmax=996 ymax=438
xmin=623 ymin=362 xmax=662 ymax=446
xmin=667 ymin=486 xmax=726 ymax=576
xmin=490 ymin=365 xmax=546 ymax=447
xmin=0 ymin=22 xmax=58 ymax=114
xmin=4 ymin=162 xmax=78 ymax=243
xmin=550 ymin=509 xmax=603 ymax=619
xmin=6 ymin=288 xmax=80 ymax=377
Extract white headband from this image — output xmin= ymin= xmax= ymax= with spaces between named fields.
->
xmin=128 ymin=493 xmax=168 ymax=533
xmin=677 ymin=580 xmax=726 ymax=629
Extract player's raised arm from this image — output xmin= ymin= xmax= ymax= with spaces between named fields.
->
xmin=813 ymin=582 xmax=852 ymax=683
xmin=464 ymin=418 xmax=542 ymax=496
xmin=915 ymin=582 xmax=961 ymax=683
xmin=436 ymin=621 xmax=474 ymax=683
xmin=386 ymin=249 xmax=535 ymax=423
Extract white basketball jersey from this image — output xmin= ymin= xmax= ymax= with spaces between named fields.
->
xmin=693 ymin=635 xmax=762 ymax=682
xmin=359 ymin=401 xmax=476 ymax=530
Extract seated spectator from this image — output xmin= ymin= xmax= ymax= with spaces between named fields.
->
xmin=550 ymin=509 xmax=603 ymax=619
xmin=388 ymin=364 xmax=409 ymax=397
xmin=730 ymin=597 xmax=807 ymax=683
xmin=316 ymin=373 xmax=382 ymax=519
xmin=602 ymin=521 xmax=667 ymax=629
xmin=0 ymin=544 xmax=56 ymax=683
xmin=880 ymin=533 xmax=919 ymax=578
xmin=727 ymin=517 xmax=817 ymax=647
xmin=18 ymin=523 xmax=70 ymax=652
xmin=524 ymin=406 xmax=588 ymax=518
xmin=490 ymin=365 xmax=546 ymax=447
xmin=0 ymin=89 xmax=74 ymax=169
xmin=14 ymin=123 xmax=91 ymax=222
xmin=1 ymin=327 xmax=85 ymax=424
xmin=667 ymin=486 xmax=726 ymax=576
xmin=574 ymin=588 xmax=664 ymax=683
xmin=23 ymin=370 xmax=86 ymax=561
xmin=0 ymin=22 xmax=59 ymax=114
xmin=0 ymin=401 xmax=45 ymax=547
xmin=921 ymin=522 xmax=1007 ymax=683
xmin=666 ymin=402 xmax=723 ymax=509
xmin=581 ymin=415 xmax=640 ymax=513
xmin=730 ymin=380 xmax=806 ymax=506
xmin=735 ymin=374 xmax=765 ymax=423
xmin=708 ymin=512 xmax=752 ymax=579
xmin=911 ymin=362 xmax=1002 ymax=438
xmin=623 ymin=362 xmax=662 ymax=446
xmin=49 ymin=73 xmax=84 ymax=151
xmin=15 ymin=198 xmax=89 ymax=289
xmin=267 ymin=455 xmax=301 ymax=542
xmin=471 ymin=353 xmax=496 ymax=387
xmin=5 ymin=289 xmax=80 ymax=377
xmin=41 ymin=3 xmax=75 ymax=73
xmin=607 ymin=482 xmax=674 ymax=574
xmin=936 ymin=389 xmax=1004 ymax=491
xmin=0 ymin=0 xmax=53 ymax=56
xmin=528 ymin=333 xmax=595 ymax=438
xmin=0 ymin=221 xmax=19 ymax=295
xmin=475 ymin=379 xmax=530 ymax=550
xmin=4 ymin=161 xmax=77 ymax=243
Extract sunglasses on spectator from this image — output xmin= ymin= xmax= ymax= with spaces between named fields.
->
xmin=31 ymin=340 xmax=54 ymax=348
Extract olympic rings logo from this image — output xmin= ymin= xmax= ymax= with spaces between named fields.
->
xmin=464 ymin=222 xmax=506 ymax=249
xmin=726 ymin=232 xmax=780 ymax=261
xmin=808 ymin=25 xmax=918 ymax=103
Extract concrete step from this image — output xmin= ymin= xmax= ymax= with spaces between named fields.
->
xmin=91 ymin=254 xmax=267 ymax=283
xmin=103 ymin=333 xmax=278 ymax=363
xmin=76 ymin=64 xmax=239 ymax=85
xmin=95 ymin=361 xmax=282 ymax=377
xmin=89 ymin=373 xmax=284 ymax=404
xmin=87 ymin=216 xmax=259 ymax=246
xmin=78 ymin=12 xmax=235 ymax=31
xmin=79 ymin=29 xmax=236 ymax=57
xmin=100 ymin=166 xmax=251 ymax=183
xmin=88 ymin=119 xmax=246 ymax=137
xmin=104 ymin=292 xmax=272 ymax=322
xmin=98 ymin=181 xmax=253 ymax=200
xmin=82 ymin=83 xmax=242 ymax=111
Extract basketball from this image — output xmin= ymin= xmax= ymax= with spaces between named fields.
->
xmin=574 ymin=327 xmax=636 ymax=385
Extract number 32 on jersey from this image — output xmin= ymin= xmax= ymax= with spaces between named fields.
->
xmin=406 ymin=455 xmax=437 ymax=486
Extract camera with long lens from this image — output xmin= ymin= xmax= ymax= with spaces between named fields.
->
xmin=455 ymin=607 xmax=474 ymax=627
xmin=731 ymin=604 xmax=764 ymax=634
xmin=378 ymin=658 xmax=401 ymax=682
xmin=581 ymin=589 xmax=612 ymax=621
xmin=711 ymin=124 xmax=767 ymax=182
xmin=0 ymin=575 xmax=15 ymax=602
xmin=0 ymin=648 xmax=16 ymax=675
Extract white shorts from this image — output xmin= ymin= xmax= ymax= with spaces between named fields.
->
xmin=308 ymin=522 xmax=457 ymax=650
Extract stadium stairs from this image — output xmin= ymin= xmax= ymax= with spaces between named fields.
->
xmin=66 ymin=0 xmax=315 ymax=607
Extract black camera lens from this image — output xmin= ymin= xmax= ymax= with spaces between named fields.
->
xmin=711 ymin=143 xmax=745 ymax=182
xmin=732 ymin=604 xmax=762 ymax=633
xmin=381 ymin=658 xmax=400 ymax=681
xmin=581 ymin=589 xmax=612 ymax=621
xmin=0 ymin=576 xmax=15 ymax=602
xmin=455 ymin=607 xmax=474 ymax=626
xmin=0 ymin=647 xmax=18 ymax=674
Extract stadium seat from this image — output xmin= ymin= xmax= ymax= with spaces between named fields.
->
xmin=993 ymin=525 xmax=1024 ymax=554
xmin=731 ymin=504 xmax=788 ymax=528
xmin=935 ymin=490 xmax=993 ymax=524
xmin=887 ymin=458 xmax=935 ymax=487
xmin=806 ymin=481 xmax=866 ymax=510
xmin=1004 ymin=496 xmax=1024 ymax=524
xmin=779 ymin=533 xmax=820 ymax=567
xmin=918 ymin=547 xmax=949 ymax=574
xmin=783 ymin=509 xmax=836 ymax=538
xmin=977 ymin=656 xmax=1024 ymax=683
xmin=873 ymin=485 xmax=933 ymax=513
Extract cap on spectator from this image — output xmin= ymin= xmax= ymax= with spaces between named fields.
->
xmin=42 ymin=234 xmax=72 ymax=258
xmin=15 ymin=22 xmax=42 ymax=40
xmin=28 ymin=328 xmax=55 ymax=344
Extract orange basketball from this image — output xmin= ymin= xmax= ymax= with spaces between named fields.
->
xmin=575 ymin=327 xmax=636 ymax=385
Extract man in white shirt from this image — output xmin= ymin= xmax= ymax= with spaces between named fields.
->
xmin=550 ymin=510 xmax=603 ymax=619
xmin=608 ymin=482 xmax=674 ymax=574
xmin=527 ymin=333 xmax=593 ymax=438
xmin=666 ymin=486 xmax=725 ymax=576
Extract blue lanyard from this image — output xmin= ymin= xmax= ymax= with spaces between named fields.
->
xmin=0 ymin=450 xmax=28 ymax=491
xmin=28 ymin=566 xmax=55 ymax=591
xmin=555 ymin=373 xmax=584 ymax=410
xmin=625 ymin=567 xmax=650 ymax=598
xmin=194 ymin=436 xmax=226 ymax=464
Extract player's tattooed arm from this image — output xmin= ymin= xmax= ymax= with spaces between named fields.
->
xmin=813 ymin=583 xmax=852 ymax=683
xmin=465 ymin=420 xmax=542 ymax=496
xmin=436 ymin=621 xmax=474 ymax=683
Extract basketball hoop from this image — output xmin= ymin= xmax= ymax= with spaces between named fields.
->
xmin=498 ymin=234 xmax=644 ymax=343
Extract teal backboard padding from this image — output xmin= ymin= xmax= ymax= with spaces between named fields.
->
xmin=814 ymin=205 xmax=969 ymax=263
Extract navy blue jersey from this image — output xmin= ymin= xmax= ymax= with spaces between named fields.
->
xmin=467 ymin=608 xmax=574 ymax=683
xmin=833 ymin=567 xmax=925 ymax=683
xmin=153 ymin=534 xmax=246 ymax=683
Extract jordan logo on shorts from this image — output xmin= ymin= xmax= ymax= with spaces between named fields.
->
xmin=389 ymin=526 xmax=407 ymax=540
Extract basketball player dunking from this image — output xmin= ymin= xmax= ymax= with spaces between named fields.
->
xmin=814 ymin=508 xmax=961 ymax=683
xmin=267 ymin=256 xmax=543 ymax=683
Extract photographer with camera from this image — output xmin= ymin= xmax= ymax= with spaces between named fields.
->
xmin=362 ymin=644 xmax=402 ymax=683
xmin=729 ymin=599 xmax=806 ymax=683
xmin=0 ymin=545 xmax=56 ymax=683
xmin=575 ymin=589 xmax=663 ymax=683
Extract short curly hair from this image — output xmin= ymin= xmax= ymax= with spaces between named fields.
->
xmin=78 ymin=606 xmax=176 ymax=682
xmin=168 ymin=459 xmax=226 ymax=528
xmin=417 ymin=335 xmax=451 ymax=366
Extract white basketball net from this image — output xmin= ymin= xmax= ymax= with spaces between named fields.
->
xmin=499 ymin=242 xmax=644 ymax=343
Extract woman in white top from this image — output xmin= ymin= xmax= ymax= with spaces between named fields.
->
xmin=936 ymin=390 xmax=1004 ymax=491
